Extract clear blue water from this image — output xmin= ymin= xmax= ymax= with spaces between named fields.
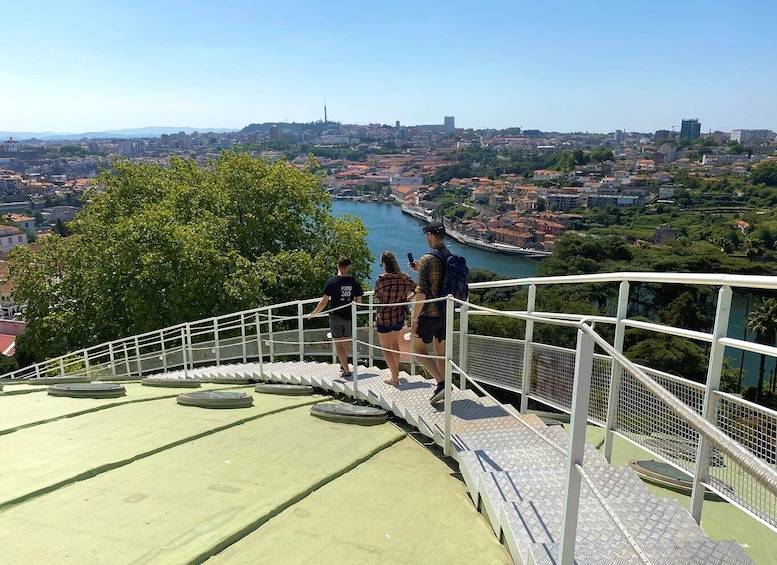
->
xmin=332 ymin=200 xmax=540 ymax=286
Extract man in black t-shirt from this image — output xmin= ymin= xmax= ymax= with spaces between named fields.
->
xmin=307 ymin=256 xmax=364 ymax=377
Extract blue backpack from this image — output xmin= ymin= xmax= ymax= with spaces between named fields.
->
xmin=429 ymin=249 xmax=469 ymax=304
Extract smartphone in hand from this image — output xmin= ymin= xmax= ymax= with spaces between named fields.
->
xmin=407 ymin=252 xmax=414 ymax=264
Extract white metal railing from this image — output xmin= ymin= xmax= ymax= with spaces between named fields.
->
xmin=3 ymin=272 xmax=777 ymax=559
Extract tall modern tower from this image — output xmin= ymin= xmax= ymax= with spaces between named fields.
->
xmin=680 ymin=119 xmax=701 ymax=140
xmin=324 ymin=100 xmax=328 ymax=124
xmin=444 ymin=116 xmax=455 ymax=135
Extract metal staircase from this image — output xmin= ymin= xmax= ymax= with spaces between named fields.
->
xmin=5 ymin=271 xmax=777 ymax=562
xmin=182 ymin=359 xmax=753 ymax=564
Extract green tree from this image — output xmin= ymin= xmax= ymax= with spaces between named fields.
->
xmin=745 ymin=298 xmax=777 ymax=401
xmin=9 ymin=152 xmax=372 ymax=362
xmin=751 ymin=161 xmax=777 ymax=187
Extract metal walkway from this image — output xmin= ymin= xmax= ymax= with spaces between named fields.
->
xmin=172 ymin=360 xmax=753 ymax=565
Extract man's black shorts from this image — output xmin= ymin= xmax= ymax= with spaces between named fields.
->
xmin=416 ymin=315 xmax=445 ymax=344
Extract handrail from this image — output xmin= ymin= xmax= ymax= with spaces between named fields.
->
xmin=578 ymin=318 xmax=777 ymax=498
xmin=4 ymin=271 xmax=777 ymax=547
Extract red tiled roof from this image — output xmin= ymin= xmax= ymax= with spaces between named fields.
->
xmin=0 ymin=334 xmax=15 ymax=356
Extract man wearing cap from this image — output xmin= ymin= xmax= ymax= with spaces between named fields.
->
xmin=408 ymin=220 xmax=450 ymax=404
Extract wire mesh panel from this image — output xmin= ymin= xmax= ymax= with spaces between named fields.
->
xmin=299 ymin=328 xmax=331 ymax=357
xmin=715 ymin=391 xmax=777 ymax=528
xmin=529 ymin=342 xmax=576 ymax=411
xmin=616 ymin=366 xmax=706 ymax=476
xmin=212 ymin=335 xmax=245 ymax=364
xmin=466 ymin=335 xmax=524 ymax=392
xmin=267 ymin=329 xmax=301 ymax=356
xmin=589 ymin=354 xmax=614 ymax=425
xmin=189 ymin=339 xmax=218 ymax=366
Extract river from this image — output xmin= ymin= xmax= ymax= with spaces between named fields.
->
xmin=332 ymin=199 xmax=540 ymax=286
xmin=332 ymin=200 xmax=765 ymax=389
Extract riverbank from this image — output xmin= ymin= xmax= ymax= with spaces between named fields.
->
xmin=400 ymin=204 xmax=550 ymax=259
xmin=331 ymin=200 xmax=540 ymax=284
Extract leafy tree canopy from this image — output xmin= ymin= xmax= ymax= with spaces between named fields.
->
xmin=9 ymin=152 xmax=372 ymax=361
xmin=751 ymin=160 xmax=777 ymax=187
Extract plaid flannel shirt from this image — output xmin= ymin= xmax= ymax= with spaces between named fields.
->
xmin=374 ymin=272 xmax=416 ymax=326
xmin=415 ymin=244 xmax=449 ymax=318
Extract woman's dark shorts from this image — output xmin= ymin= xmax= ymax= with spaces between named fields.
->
xmin=377 ymin=321 xmax=404 ymax=334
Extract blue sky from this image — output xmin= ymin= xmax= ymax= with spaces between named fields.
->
xmin=4 ymin=0 xmax=776 ymax=133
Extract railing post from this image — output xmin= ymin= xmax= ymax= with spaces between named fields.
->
xmin=409 ymin=298 xmax=417 ymax=377
xmin=255 ymin=312 xmax=264 ymax=377
xmin=268 ymin=307 xmax=275 ymax=362
xmin=298 ymin=302 xmax=305 ymax=362
xmin=123 ymin=342 xmax=131 ymax=377
xmin=560 ymin=325 xmax=595 ymax=565
xmin=444 ymin=295 xmax=455 ymax=456
xmin=604 ymin=280 xmax=630 ymax=462
xmin=368 ymin=293 xmax=375 ymax=367
xmin=109 ymin=342 xmax=115 ymax=378
xmin=213 ymin=318 xmax=220 ymax=366
xmin=83 ymin=349 xmax=90 ymax=380
xmin=520 ymin=284 xmax=537 ymax=414
xmin=241 ymin=313 xmax=247 ymax=363
xmin=160 ymin=330 xmax=168 ymax=373
xmin=185 ymin=323 xmax=192 ymax=371
xmin=459 ymin=302 xmax=469 ymax=390
xmin=134 ymin=336 xmax=141 ymax=376
xmin=181 ymin=326 xmax=189 ymax=379
xmin=690 ymin=285 xmax=732 ymax=523
xmin=351 ymin=301 xmax=359 ymax=398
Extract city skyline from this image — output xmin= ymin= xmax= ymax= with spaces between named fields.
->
xmin=4 ymin=0 xmax=777 ymax=134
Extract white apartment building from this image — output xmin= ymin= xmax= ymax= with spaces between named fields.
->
xmin=731 ymin=129 xmax=773 ymax=143
xmin=0 ymin=227 xmax=27 ymax=254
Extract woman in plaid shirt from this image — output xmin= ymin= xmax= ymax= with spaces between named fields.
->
xmin=374 ymin=251 xmax=416 ymax=385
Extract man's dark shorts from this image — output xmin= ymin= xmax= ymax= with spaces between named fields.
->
xmin=416 ymin=315 xmax=445 ymax=344
xmin=329 ymin=315 xmax=352 ymax=339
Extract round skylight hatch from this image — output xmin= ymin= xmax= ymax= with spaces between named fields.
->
xmin=310 ymin=402 xmax=387 ymax=425
xmin=29 ymin=376 xmax=91 ymax=385
xmin=176 ymin=390 xmax=254 ymax=409
xmin=255 ymin=383 xmax=314 ymax=395
xmin=47 ymin=383 xmax=127 ymax=398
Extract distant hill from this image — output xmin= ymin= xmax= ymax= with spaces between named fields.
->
xmin=0 ymin=127 xmax=235 ymax=141
xmin=240 ymin=121 xmax=335 ymax=134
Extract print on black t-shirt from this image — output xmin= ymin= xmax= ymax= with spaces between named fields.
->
xmin=323 ymin=275 xmax=364 ymax=320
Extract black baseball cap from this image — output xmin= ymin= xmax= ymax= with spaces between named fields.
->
xmin=423 ymin=221 xmax=445 ymax=235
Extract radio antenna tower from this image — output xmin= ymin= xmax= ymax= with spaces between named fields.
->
xmin=324 ymin=99 xmax=328 ymax=124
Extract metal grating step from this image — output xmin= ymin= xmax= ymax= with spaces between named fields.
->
xmin=501 ymin=496 xmax=645 ymax=565
xmin=459 ymin=443 xmax=609 ymax=509
xmin=526 ymin=535 xmax=752 ymax=565
xmin=454 ymin=424 xmax=569 ymax=454
xmin=527 ymin=539 xmax=642 ymax=564
xmin=479 ymin=466 xmax=653 ymax=537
